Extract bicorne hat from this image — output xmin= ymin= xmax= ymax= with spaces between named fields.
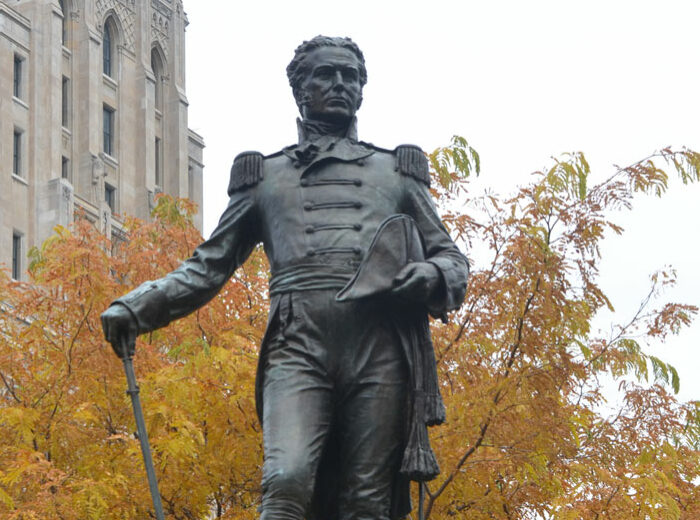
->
xmin=336 ymin=214 xmax=425 ymax=301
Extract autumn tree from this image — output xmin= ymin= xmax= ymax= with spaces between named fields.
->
xmin=424 ymin=140 xmax=700 ymax=519
xmin=0 ymin=143 xmax=698 ymax=519
xmin=0 ymin=198 xmax=266 ymax=519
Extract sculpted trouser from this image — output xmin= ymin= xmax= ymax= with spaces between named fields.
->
xmin=260 ymin=290 xmax=407 ymax=520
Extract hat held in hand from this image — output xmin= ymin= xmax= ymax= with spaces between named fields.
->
xmin=336 ymin=214 xmax=426 ymax=301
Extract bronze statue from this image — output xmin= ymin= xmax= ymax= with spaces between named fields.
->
xmin=101 ymin=35 xmax=469 ymax=520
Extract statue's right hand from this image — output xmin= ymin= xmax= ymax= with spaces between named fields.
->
xmin=101 ymin=304 xmax=138 ymax=359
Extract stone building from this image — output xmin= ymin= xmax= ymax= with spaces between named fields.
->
xmin=0 ymin=0 xmax=204 ymax=280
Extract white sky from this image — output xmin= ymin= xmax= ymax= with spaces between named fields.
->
xmin=183 ymin=0 xmax=699 ymax=403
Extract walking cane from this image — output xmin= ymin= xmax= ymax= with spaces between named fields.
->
xmin=418 ymin=481 xmax=425 ymax=520
xmin=121 ymin=337 xmax=166 ymax=520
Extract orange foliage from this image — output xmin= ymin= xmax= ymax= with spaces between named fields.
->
xmin=0 ymin=145 xmax=698 ymax=519
xmin=0 ymin=197 xmax=264 ymax=519
xmin=423 ymin=142 xmax=700 ymax=519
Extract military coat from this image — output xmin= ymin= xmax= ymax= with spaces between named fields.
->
xmin=114 ymin=134 xmax=469 ymax=518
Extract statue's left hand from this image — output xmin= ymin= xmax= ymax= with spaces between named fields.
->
xmin=391 ymin=262 xmax=442 ymax=303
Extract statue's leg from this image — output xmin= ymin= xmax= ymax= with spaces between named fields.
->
xmin=259 ymin=292 xmax=334 ymax=520
xmin=333 ymin=301 xmax=408 ymax=520
xmin=336 ymin=381 xmax=406 ymax=520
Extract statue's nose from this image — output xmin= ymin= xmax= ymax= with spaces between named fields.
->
xmin=331 ymin=71 xmax=345 ymax=88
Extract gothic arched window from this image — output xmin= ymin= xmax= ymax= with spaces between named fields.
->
xmin=103 ymin=17 xmax=117 ymax=77
xmin=151 ymin=47 xmax=164 ymax=111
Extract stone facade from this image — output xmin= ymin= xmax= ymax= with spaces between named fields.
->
xmin=0 ymin=0 xmax=204 ymax=280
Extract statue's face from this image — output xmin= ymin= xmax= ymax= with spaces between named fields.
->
xmin=299 ymin=46 xmax=363 ymax=123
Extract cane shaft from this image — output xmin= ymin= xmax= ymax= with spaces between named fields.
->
xmin=122 ymin=354 xmax=165 ymax=520
xmin=418 ymin=481 xmax=425 ymax=520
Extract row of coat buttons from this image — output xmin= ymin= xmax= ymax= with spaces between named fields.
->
xmin=303 ymin=201 xmax=363 ymax=211
xmin=307 ymin=246 xmax=363 ymax=257
xmin=294 ymin=159 xmax=367 ymax=169
xmin=305 ymin=223 xmax=362 ymax=233
xmin=300 ymin=178 xmax=363 ymax=187
xmin=301 ymin=174 xmax=365 ymax=257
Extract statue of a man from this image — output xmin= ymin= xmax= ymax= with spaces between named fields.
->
xmin=102 ymin=35 xmax=469 ymax=520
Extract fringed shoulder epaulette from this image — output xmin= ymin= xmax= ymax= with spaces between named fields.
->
xmin=395 ymin=144 xmax=430 ymax=187
xmin=228 ymin=151 xmax=264 ymax=195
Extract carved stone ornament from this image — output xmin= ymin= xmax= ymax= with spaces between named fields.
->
xmin=62 ymin=185 xmax=72 ymax=204
xmin=91 ymin=155 xmax=104 ymax=185
xmin=151 ymin=0 xmax=173 ymax=19
xmin=95 ymin=0 xmax=136 ymax=53
xmin=151 ymin=12 xmax=170 ymax=60
xmin=61 ymin=184 xmax=74 ymax=224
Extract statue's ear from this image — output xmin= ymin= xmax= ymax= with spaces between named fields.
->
xmin=355 ymin=95 xmax=363 ymax=111
xmin=297 ymin=88 xmax=311 ymax=116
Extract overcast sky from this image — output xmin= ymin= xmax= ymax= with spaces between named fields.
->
xmin=183 ymin=0 xmax=700 ymax=403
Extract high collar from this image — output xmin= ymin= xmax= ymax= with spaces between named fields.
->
xmin=283 ymin=116 xmax=373 ymax=171
xmin=297 ymin=117 xmax=359 ymax=145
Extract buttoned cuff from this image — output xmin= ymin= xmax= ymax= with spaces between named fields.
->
xmin=426 ymin=255 xmax=469 ymax=316
xmin=112 ymin=282 xmax=171 ymax=334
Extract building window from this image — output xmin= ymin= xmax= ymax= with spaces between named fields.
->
xmin=12 ymin=232 xmax=22 ymax=280
xmin=188 ymin=164 xmax=195 ymax=200
xmin=62 ymin=76 xmax=70 ymax=128
xmin=62 ymin=156 xmax=70 ymax=179
xmin=103 ymin=19 xmax=115 ymax=77
xmin=105 ymin=183 xmax=116 ymax=213
xmin=151 ymin=47 xmax=164 ymax=111
xmin=59 ymin=0 xmax=67 ymax=45
xmin=13 ymin=130 xmax=22 ymax=176
xmin=155 ymin=137 xmax=162 ymax=188
xmin=13 ymin=55 xmax=23 ymax=98
xmin=103 ymin=105 xmax=115 ymax=156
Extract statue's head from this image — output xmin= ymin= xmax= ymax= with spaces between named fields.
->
xmin=287 ymin=36 xmax=367 ymax=123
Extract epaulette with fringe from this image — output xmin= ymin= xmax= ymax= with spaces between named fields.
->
xmin=228 ymin=151 xmax=264 ymax=195
xmin=395 ymin=144 xmax=430 ymax=187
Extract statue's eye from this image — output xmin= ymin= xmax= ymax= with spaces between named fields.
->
xmin=343 ymin=69 xmax=359 ymax=82
xmin=314 ymin=68 xmax=334 ymax=80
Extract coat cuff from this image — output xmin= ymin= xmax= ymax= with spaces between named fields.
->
xmin=112 ymin=282 xmax=171 ymax=334
xmin=426 ymin=255 xmax=469 ymax=316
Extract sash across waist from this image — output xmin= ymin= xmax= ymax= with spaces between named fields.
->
xmin=269 ymin=258 xmax=361 ymax=295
